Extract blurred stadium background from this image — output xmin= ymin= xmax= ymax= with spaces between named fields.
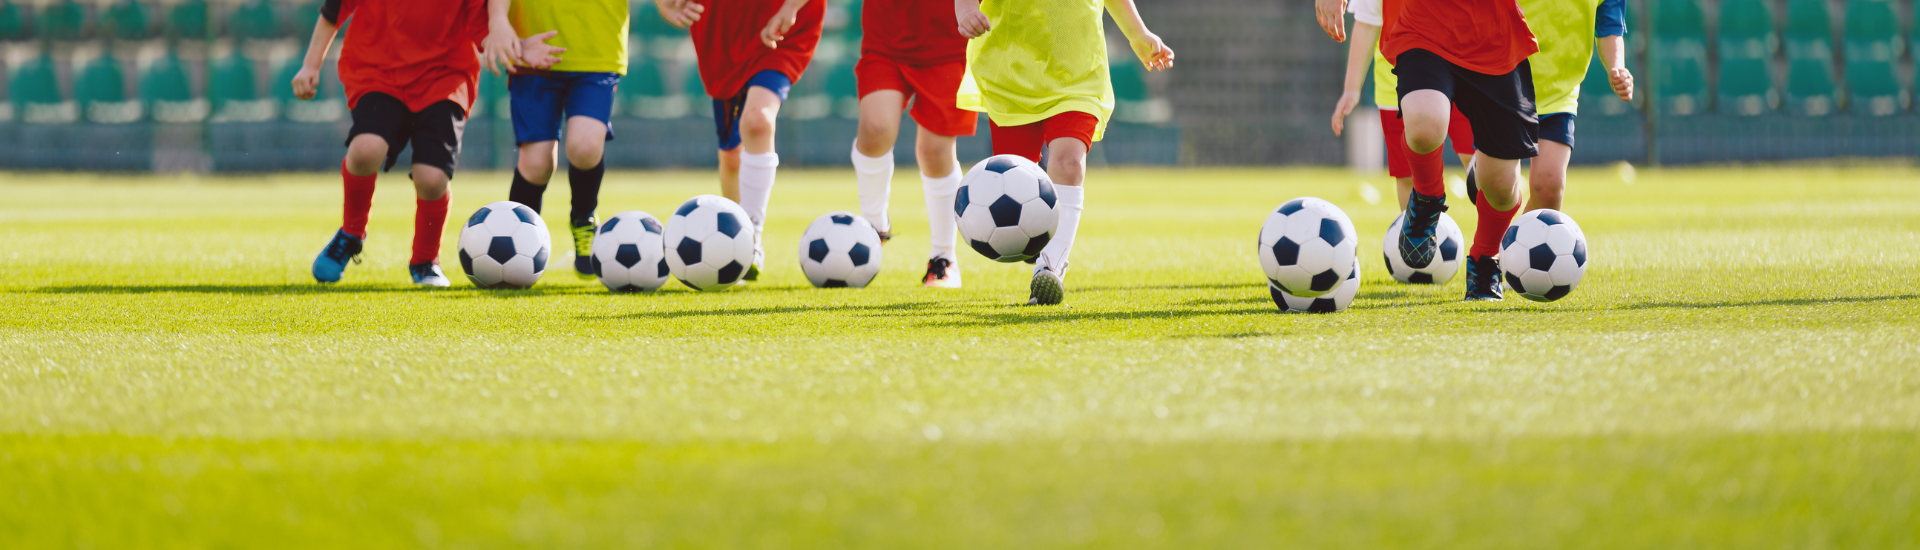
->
xmin=0 ymin=0 xmax=1913 ymax=172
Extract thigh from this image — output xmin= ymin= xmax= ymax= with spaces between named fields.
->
xmin=561 ymin=72 xmax=620 ymax=141
xmin=509 ymin=74 xmax=567 ymax=145
xmin=346 ymin=92 xmax=410 ymax=170
xmin=1452 ymin=60 xmax=1539 ymax=161
xmin=901 ymin=61 xmax=978 ymax=137
xmin=406 ymin=101 xmax=468 ymax=178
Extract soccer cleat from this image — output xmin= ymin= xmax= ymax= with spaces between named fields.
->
xmin=1463 ymin=255 xmax=1503 ymax=301
xmin=922 ymin=257 xmax=961 ymax=288
xmin=743 ymin=232 xmax=764 ymax=282
xmin=875 ymin=216 xmax=892 ymax=243
xmin=1027 ymin=261 xmax=1067 ymax=305
xmin=1464 ymin=156 xmax=1480 ymax=205
xmin=409 ymin=262 xmax=451 ymax=287
xmin=1398 ymin=188 xmax=1449 ymax=269
xmin=570 ymin=217 xmax=597 ymax=279
xmin=311 ymin=228 xmax=364 ymax=283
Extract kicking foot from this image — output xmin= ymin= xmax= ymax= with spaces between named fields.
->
xmin=311 ymin=228 xmax=364 ymax=283
xmin=409 ymin=262 xmax=451 ymax=288
xmin=1463 ymin=255 xmax=1503 ymax=301
xmin=922 ymin=257 xmax=961 ymax=288
xmin=1027 ymin=261 xmax=1067 ymax=305
xmin=571 ymin=217 xmax=597 ymax=280
xmin=1398 ymin=189 xmax=1448 ymax=269
xmin=743 ymin=231 xmax=764 ymax=283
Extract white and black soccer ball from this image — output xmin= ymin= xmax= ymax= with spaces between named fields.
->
xmin=955 ymin=154 xmax=1058 ymax=263
xmin=797 ymin=211 xmax=884 ymax=288
xmin=590 ymin=211 xmax=670 ymax=292
xmin=1381 ymin=212 xmax=1464 ymax=284
xmin=1271 ymin=257 xmax=1360 ymax=313
xmin=1256 ymin=197 xmax=1357 ymax=298
xmin=458 ymin=201 xmax=551 ymax=289
xmin=1499 ymin=209 xmax=1589 ymax=302
xmin=663 ymin=195 xmax=757 ymax=291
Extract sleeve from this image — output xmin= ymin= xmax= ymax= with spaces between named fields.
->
xmin=1347 ymin=0 xmax=1383 ymax=27
xmin=319 ymin=0 xmax=343 ymax=25
xmin=1594 ymin=0 xmax=1627 ymax=37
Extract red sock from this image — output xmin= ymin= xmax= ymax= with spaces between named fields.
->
xmin=1472 ymin=195 xmax=1519 ymax=258
xmin=410 ymin=194 xmax=450 ymax=265
xmin=1409 ymin=147 xmax=1446 ymax=197
xmin=341 ymin=160 xmax=377 ymax=239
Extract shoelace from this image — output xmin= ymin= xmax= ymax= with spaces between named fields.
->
xmin=324 ymin=234 xmax=362 ymax=264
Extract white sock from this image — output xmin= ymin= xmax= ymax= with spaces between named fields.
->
xmin=1038 ymin=185 xmax=1084 ymax=275
xmin=851 ymin=143 xmax=895 ymax=232
xmin=738 ymin=151 xmax=779 ymax=231
xmin=922 ymin=162 xmax=962 ymax=260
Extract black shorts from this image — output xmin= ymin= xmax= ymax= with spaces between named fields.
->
xmin=346 ymin=92 xmax=467 ymax=177
xmin=1394 ymin=48 xmax=1539 ymax=160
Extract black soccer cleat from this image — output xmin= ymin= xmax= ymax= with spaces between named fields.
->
xmin=1463 ymin=255 xmax=1503 ymax=301
xmin=1398 ymin=188 xmax=1448 ymax=269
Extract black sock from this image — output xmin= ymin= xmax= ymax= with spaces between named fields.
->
xmin=508 ymin=170 xmax=546 ymax=214
xmin=568 ymin=160 xmax=605 ymax=226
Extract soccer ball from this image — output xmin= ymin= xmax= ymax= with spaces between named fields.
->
xmin=1271 ymin=257 xmax=1360 ymax=313
xmin=590 ymin=211 xmax=670 ymax=292
xmin=955 ymin=154 xmax=1058 ymax=263
xmin=663 ymin=195 xmax=757 ymax=291
xmin=1381 ymin=212 xmax=1464 ymax=284
xmin=457 ymin=201 xmax=551 ymax=289
xmin=1499 ymin=209 xmax=1589 ymax=302
xmin=797 ymin=211 xmax=884 ymax=288
xmin=1256 ymin=197 xmax=1357 ymax=298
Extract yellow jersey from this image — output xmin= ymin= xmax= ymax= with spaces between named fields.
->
xmin=509 ymin=0 xmax=630 ymax=75
xmin=956 ymin=0 xmax=1114 ymax=141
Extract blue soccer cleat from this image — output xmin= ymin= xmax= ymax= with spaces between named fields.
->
xmin=1463 ymin=255 xmax=1503 ymax=301
xmin=409 ymin=262 xmax=451 ymax=287
xmin=1398 ymin=188 xmax=1449 ymax=269
xmin=311 ymin=228 xmax=364 ymax=283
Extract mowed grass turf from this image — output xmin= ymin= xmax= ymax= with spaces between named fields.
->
xmin=2 ymin=164 xmax=1917 ymax=548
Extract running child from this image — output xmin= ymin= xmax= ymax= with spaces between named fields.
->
xmin=1328 ymin=0 xmax=1477 ymax=209
xmin=655 ymin=0 xmax=826 ymax=282
xmin=850 ymin=0 xmax=976 ymax=288
xmin=1512 ymin=0 xmax=1633 ymax=213
xmin=1317 ymin=0 xmax=1538 ymax=302
xmin=295 ymin=0 xmax=557 ymax=286
xmin=502 ymin=0 xmax=633 ymax=279
xmin=955 ymin=0 xmax=1175 ymax=305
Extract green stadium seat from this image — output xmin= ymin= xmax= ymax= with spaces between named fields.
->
xmin=104 ymin=1 xmax=155 ymax=40
xmin=210 ymin=52 xmax=275 ymax=122
xmin=289 ymin=2 xmax=320 ymax=36
xmin=167 ymin=0 xmax=208 ymax=39
xmin=36 ymin=0 xmax=86 ymax=41
xmin=1650 ymin=0 xmax=1707 ymax=115
xmin=1110 ymin=58 xmax=1170 ymax=123
xmin=77 ymin=52 xmax=143 ymax=123
xmin=618 ymin=57 xmax=685 ymax=119
xmin=477 ymin=66 xmax=509 ymax=120
xmin=840 ymin=0 xmax=862 ymax=40
xmin=822 ymin=60 xmax=858 ymax=119
xmin=230 ymin=0 xmax=282 ymax=39
xmin=1843 ymin=0 xmax=1906 ymax=116
xmin=12 ymin=52 xmax=77 ymax=123
xmin=633 ymin=1 xmax=688 ymax=39
xmin=0 ymin=1 xmax=34 ymax=41
xmin=1716 ymin=0 xmax=1775 ymax=115
xmin=1783 ymin=0 xmax=1837 ymax=116
xmin=276 ymin=59 xmax=343 ymax=122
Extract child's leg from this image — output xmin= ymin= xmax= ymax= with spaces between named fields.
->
xmin=1400 ymin=89 xmax=1452 ymax=199
xmin=853 ymin=89 xmax=905 ymax=233
xmin=563 ymin=116 xmax=609 ymax=225
xmin=409 ymin=164 xmax=451 ymax=267
xmin=1036 ymin=135 xmax=1087 ymax=273
xmin=510 ymin=141 xmax=557 ymax=213
xmin=341 ymin=134 xmax=388 ymax=237
xmin=915 ymin=126 xmax=961 ymax=260
xmin=736 ymin=86 xmax=784 ymax=232
xmin=1470 ymin=152 xmax=1523 ymax=258
xmin=1524 ymin=114 xmax=1573 ymax=212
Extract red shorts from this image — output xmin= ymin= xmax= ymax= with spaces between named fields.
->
xmin=856 ymin=55 xmax=978 ymax=137
xmin=1380 ymin=106 xmax=1476 ymax=178
xmin=988 ymin=111 xmax=1098 ymax=163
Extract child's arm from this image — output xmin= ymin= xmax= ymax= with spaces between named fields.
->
xmin=758 ymin=0 xmax=813 ymax=49
xmin=1104 ymin=0 xmax=1173 ymax=72
xmin=954 ymin=0 xmax=989 ymax=38
xmin=1596 ymin=0 xmax=1632 ymax=102
xmin=481 ymin=0 xmax=522 ymax=76
xmin=1316 ymin=0 xmax=1348 ymax=42
xmin=1331 ymin=22 xmax=1379 ymax=136
xmin=290 ymin=2 xmax=341 ymax=101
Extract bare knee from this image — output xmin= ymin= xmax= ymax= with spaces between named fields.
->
xmin=915 ymin=134 xmax=957 ymax=178
xmin=1399 ymin=90 xmax=1451 ymax=154
xmin=565 ymin=139 xmax=605 ymax=169
xmin=412 ymin=165 xmax=450 ymax=201
xmin=1474 ymin=155 xmax=1524 ymax=211
xmin=344 ymin=135 xmax=389 ymax=176
xmin=1046 ymin=138 xmax=1088 ymax=187
xmin=740 ymin=110 xmax=776 ymax=143
xmin=517 ymin=142 xmax=557 ymax=184
xmin=855 ymin=118 xmax=898 ymax=156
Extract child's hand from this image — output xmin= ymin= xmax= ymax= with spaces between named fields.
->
xmin=1316 ymin=0 xmax=1348 ymax=42
xmin=760 ymin=5 xmax=799 ymax=49
xmin=655 ymin=0 xmax=704 ymax=29
xmin=1330 ymin=89 xmax=1359 ymax=136
xmin=1129 ymin=32 xmax=1174 ymax=72
xmin=291 ymin=65 xmax=321 ymax=101
xmin=956 ymin=1 xmax=990 ymax=38
xmin=1609 ymin=67 xmax=1634 ymax=102
xmin=482 ymin=20 xmax=522 ymax=77
xmin=520 ymin=31 xmax=566 ymax=70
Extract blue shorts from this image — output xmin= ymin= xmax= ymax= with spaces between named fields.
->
xmin=508 ymin=71 xmax=620 ymax=144
xmin=712 ymin=70 xmax=792 ymax=151
xmin=1540 ymin=112 xmax=1575 ymax=148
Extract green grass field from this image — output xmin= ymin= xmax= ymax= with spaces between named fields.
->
xmin=2 ymin=164 xmax=1917 ymax=548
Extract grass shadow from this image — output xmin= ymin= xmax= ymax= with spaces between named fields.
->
xmin=582 ymin=300 xmax=972 ymax=320
xmin=28 ymin=284 xmax=431 ymax=295
xmin=1620 ymin=294 xmax=1920 ymax=310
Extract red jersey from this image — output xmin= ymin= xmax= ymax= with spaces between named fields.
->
xmin=690 ymin=0 xmax=825 ymax=98
xmin=1380 ymin=0 xmax=1538 ymax=76
xmin=325 ymin=0 xmax=489 ymax=113
xmin=860 ymin=0 xmax=966 ymax=66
